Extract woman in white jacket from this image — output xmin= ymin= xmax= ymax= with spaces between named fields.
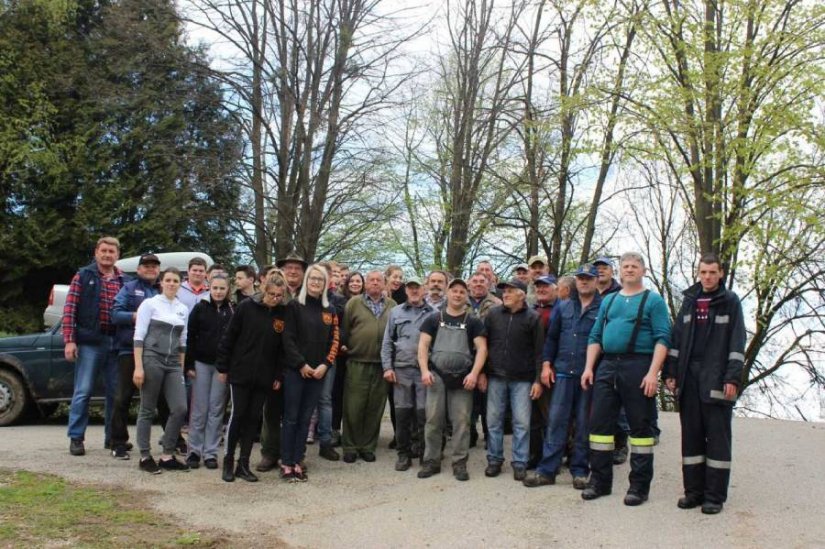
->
xmin=133 ymin=267 xmax=190 ymax=474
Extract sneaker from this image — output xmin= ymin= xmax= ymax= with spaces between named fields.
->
xmin=306 ymin=433 xmax=315 ymax=445
xmin=139 ymin=457 xmax=162 ymax=475
xmin=453 ymin=463 xmax=469 ymax=481
xmin=280 ymin=466 xmax=294 ymax=481
xmin=623 ymin=490 xmax=648 ymax=506
xmin=572 ymin=476 xmax=588 ymax=490
xmin=186 ymin=453 xmax=201 ymax=469
xmin=581 ymin=484 xmax=611 ymax=501
xmin=111 ymin=446 xmax=130 ymax=460
xmin=512 ymin=464 xmax=527 ymax=481
xmin=678 ymin=495 xmax=704 ymax=509
xmin=293 ymin=465 xmax=308 ymax=483
xmin=701 ymin=502 xmax=723 ymax=515
xmin=417 ymin=461 xmax=441 ymax=479
xmin=522 ymin=472 xmax=556 ymax=488
xmin=395 ymin=455 xmax=412 ymax=472
xmin=69 ymin=439 xmax=85 ymax=456
xmin=484 ymin=462 xmax=502 ymax=478
xmin=342 ymin=452 xmax=357 ymax=463
xmin=203 ymin=458 xmax=219 ymax=469
xmin=159 ymin=456 xmax=190 ymax=472
xmin=319 ymin=446 xmax=340 ymax=461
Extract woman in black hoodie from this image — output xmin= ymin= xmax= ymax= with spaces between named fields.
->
xmin=185 ymin=275 xmax=233 ymax=470
xmin=216 ymin=276 xmax=287 ymax=482
xmin=281 ymin=264 xmax=339 ymax=482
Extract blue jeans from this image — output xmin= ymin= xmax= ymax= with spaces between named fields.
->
xmin=281 ymin=368 xmax=324 ymax=466
xmin=67 ymin=336 xmax=118 ymax=442
xmin=537 ymin=375 xmax=591 ymax=478
xmin=316 ymin=364 xmax=336 ymax=446
xmin=486 ymin=377 xmax=532 ymax=466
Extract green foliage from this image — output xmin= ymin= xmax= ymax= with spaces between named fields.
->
xmin=0 ymin=0 xmax=243 ymax=313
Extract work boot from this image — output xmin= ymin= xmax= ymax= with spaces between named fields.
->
xmin=612 ymin=445 xmax=628 ymax=465
xmin=319 ymin=445 xmax=340 ymax=461
xmin=222 ymin=456 xmax=235 ymax=482
xmin=512 ymin=463 xmax=527 ymax=481
xmin=484 ymin=462 xmax=502 ymax=477
xmin=256 ymin=455 xmax=278 ymax=472
xmin=677 ymin=495 xmax=704 ymax=509
xmin=395 ymin=455 xmax=412 ymax=471
xmin=701 ymin=502 xmax=723 ymax=515
xmin=572 ymin=476 xmax=588 ymax=490
xmin=417 ymin=461 xmax=441 ymax=479
xmin=69 ymin=439 xmax=85 ymax=456
xmin=623 ymin=489 xmax=648 ymax=506
xmin=235 ymin=458 xmax=258 ymax=482
xmin=581 ymin=483 xmax=611 ymax=501
xmin=522 ymin=472 xmax=556 ymax=488
xmin=453 ymin=463 xmax=469 ymax=481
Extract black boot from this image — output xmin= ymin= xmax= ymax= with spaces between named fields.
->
xmin=222 ymin=455 xmax=235 ymax=482
xmin=235 ymin=457 xmax=259 ymax=482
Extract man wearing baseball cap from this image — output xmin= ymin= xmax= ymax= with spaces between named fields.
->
xmin=523 ymin=263 xmax=602 ymax=489
xmin=483 ymin=278 xmax=544 ymax=481
xmin=593 ymin=257 xmax=621 ymax=296
xmin=381 ymin=276 xmax=435 ymax=472
xmin=417 ymin=277 xmax=488 ymax=481
xmin=109 ymin=253 xmax=161 ymax=459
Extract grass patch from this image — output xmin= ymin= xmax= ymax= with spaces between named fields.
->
xmin=0 ymin=469 xmax=227 ymax=548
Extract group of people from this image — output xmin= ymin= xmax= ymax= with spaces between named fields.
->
xmin=62 ymin=237 xmax=745 ymax=515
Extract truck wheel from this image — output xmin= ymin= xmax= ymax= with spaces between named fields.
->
xmin=0 ymin=369 xmax=28 ymax=426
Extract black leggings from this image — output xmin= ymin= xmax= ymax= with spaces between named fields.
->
xmin=225 ymin=384 xmax=268 ymax=460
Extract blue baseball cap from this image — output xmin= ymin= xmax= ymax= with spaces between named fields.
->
xmin=575 ymin=264 xmax=599 ymax=278
xmin=534 ymin=275 xmax=557 ymax=286
xmin=593 ymin=257 xmax=613 ymax=267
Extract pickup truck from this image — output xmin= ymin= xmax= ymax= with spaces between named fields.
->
xmin=0 ymin=252 xmax=213 ymax=426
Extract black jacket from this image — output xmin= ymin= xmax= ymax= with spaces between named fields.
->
xmin=216 ymin=294 xmax=285 ymax=388
xmin=664 ymin=282 xmax=746 ymax=406
xmin=185 ymin=298 xmax=234 ymax=372
xmin=283 ymin=296 xmax=339 ymax=370
xmin=483 ymin=304 xmax=544 ymax=382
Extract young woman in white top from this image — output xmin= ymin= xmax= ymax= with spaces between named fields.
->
xmin=133 ymin=267 xmax=190 ymax=474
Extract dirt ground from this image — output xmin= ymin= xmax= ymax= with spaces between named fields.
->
xmin=1 ymin=412 xmax=823 ymax=548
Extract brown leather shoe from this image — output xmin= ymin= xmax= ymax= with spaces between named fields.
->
xmin=256 ymin=455 xmax=278 ymax=472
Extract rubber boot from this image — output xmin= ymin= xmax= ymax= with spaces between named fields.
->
xmin=222 ymin=455 xmax=235 ymax=482
xmin=235 ymin=457 xmax=259 ymax=482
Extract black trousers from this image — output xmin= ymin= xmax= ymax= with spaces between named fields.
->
xmin=225 ymin=383 xmax=268 ymax=460
xmin=680 ymin=368 xmax=733 ymax=504
xmin=110 ymin=354 xmax=136 ymax=449
xmin=260 ymin=388 xmax=284 ymax=460
xmin=589 ymin=355 xmax=656 ymax=494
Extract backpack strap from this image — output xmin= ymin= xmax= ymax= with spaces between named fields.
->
xmin=626 ymin=290 xmax=651 ymax=354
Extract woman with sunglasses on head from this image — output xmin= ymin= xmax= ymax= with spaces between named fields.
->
xmin=184 ymin=274 xmax=234 ymax=470
xmin=280 ymin=264 xmax=340 ymax=481
xmin=132 ymin=267 xmax=191 ymax=474
xmin=216 ymin=275 xmax=288 ymax=482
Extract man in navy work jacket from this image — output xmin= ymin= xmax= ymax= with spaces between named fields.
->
xmin=523 ymin=263 xmax=602 ymax=489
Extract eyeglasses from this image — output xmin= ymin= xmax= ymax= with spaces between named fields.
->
xmin=308 ymin=276 xmax=325 ymax=283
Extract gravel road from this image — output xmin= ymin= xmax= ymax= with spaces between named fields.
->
xmin=1 ymin=412 xmax=823 ymax=548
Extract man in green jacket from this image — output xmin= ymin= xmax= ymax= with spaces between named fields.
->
xmin=341 ymin=270 xmax=397 ymax=462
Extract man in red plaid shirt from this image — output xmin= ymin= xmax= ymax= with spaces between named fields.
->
xmin=63 ymin=236 xmax=128 ymax=456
